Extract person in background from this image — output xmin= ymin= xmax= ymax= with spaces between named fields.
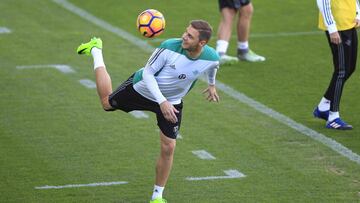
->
xmin=313 ymin=0 xmax=360 ymax=130
xmin=216 ymin=0 xmax=265 ymax=65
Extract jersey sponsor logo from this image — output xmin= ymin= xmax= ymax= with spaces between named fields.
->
xmin=178 ymin=74 xmax=186 ymax=79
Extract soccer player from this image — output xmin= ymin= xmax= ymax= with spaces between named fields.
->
xmin=77 ymin=20 xmax=220 ymax=203
xmin=313 ymin=0 xmax=360 ymax=130
xmin=216 ymin=0 xmax=265 ymax=65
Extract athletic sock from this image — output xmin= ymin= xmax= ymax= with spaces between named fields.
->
xmin=91 ymin=47 xmax=105 ymax=70
xmin=237 ymin=41 xmax=249 ymax=54
xmin=328 ymin=111 xmax=340 ymax=122
xmin=318 ymin=97 xmax=330 ymax=112
xmin=216 ymin=40 xmax=229 ymax=55
xmin=151 ymin=185 xmax=164 ymax=200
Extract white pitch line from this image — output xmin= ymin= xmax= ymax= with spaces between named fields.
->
xmin=129 ymin=110 xmax=149 ymax=119
xmin=192 ymin=150 xmax=216 ymax=160
xmin=186 ymin=169 xmax=246 ymax=181
xmin=16 ymin=64 xmax=75 ymax=74
xmin=214 ymin=81 xmax=360 ymax=165
xmin=177 ymin=133 xmax=183 ymax=139
xmin=53 ymin=0 xmax=360 ymax=165
xmin=79 ymin=79 xmax=96 ymax=89
xmin=35 ymin=181 xmax=128 ymax=189
xmin=250 ymin=31 xmax=323 ymax=38
xmin=0 ymin=27 xmax=11 ymax=34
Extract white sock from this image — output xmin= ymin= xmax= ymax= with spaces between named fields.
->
xmin=328 ymin=111 xmax=340 ymax=122
xmin=151 ymin=185 xmax=164 ymax=200
xmin=237 ymin=41 xmax=249 ymax=50
xmin=216 ymin=40 xmax=229 ymax=55
xmin=318 ymin=97 xmax=330 ymax=112
xmin=91 ymin=47 xmax=105 ymax=70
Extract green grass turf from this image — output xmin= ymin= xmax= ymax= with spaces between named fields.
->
xmin=0 ymin=0 xmax=359 ymax=202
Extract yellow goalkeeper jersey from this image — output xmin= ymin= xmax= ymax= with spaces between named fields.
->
xmin=318 ymin=0 xmax=357 ymax=31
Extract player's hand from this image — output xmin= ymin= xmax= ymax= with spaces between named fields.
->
xmin=330 ymin=32 xmax=341 ymax=45
xmin=159 ymin=100 xmax=179 ymax=123
xmin=202 ymin=85 xmax=219 ymax=102
xmin=354 ymin=18 xmax=360 ymax=28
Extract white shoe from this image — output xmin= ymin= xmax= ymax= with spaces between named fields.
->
xmin=238 ymin=50 xmax=265 ymax=62
xmin=219 ymin=54 xmax=239 ymax=65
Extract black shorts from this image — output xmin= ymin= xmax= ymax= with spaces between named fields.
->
xmin=108 ymin=74 xmax=183 ymax=139
xmin=218 ymin=0 xmax=251 ymax=10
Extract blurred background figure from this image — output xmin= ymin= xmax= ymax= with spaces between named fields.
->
xmin=313 ymin=0 xmax=360 ymax=130
xmin=216 ymin=0 xmax=265 ymax=65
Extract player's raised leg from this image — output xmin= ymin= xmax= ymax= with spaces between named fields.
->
xmin=77 ymin=37 xmax=113 ymax=110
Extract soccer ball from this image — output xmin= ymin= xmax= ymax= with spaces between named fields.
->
xmin=136 ymin=9 xmax=165 ymax=38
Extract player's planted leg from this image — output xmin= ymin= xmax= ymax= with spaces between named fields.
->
xmin=150 ymin=131 xmax=176 ymax=202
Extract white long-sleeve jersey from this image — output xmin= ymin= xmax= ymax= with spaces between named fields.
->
xmin=132 ymin=38 xmax=220 ymax=105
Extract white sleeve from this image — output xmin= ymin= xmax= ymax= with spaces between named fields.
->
xmin=356 ymin=0 xmax=360 ymax=20
xmin=142 ymin=48 xmax=167 ymax=104
xmin=206 ymin=63 xmax=219 ymax=85
xmin=317 ymin=0 xmax=337 ymax=33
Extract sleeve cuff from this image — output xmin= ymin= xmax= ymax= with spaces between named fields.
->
xmin=327 ymin=24 xmax=338 ymax=34
xmin=156 ymin=96 xmax=167 ymax=105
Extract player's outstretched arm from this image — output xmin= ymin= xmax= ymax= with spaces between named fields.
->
xmin=202 ymin=85 xmax=219 ymax=102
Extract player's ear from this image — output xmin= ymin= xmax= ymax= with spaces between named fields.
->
xmin=199 ymin=40 xmax=207 ymax=47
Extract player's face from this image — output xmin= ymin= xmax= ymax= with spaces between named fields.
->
xmin=181 ymin=26 xmax=201 ymax=51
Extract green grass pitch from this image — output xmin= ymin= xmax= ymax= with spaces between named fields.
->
xmin=1 ymin=0 xmax=360 ymax=202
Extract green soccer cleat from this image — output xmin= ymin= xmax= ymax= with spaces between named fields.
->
xmin=238 ymin=49 xmax=266 ymax=62
xmin=219 ymin=54 xmax=239 ymax=65
xmin=76 ymin=37 xmax=102 ymax=56
xmin=150 ymin=198 xmax=167 ymax=203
